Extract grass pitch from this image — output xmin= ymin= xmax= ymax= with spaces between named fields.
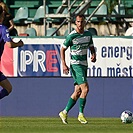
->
xmin=0 ymin=117 xmax=133 ymax=133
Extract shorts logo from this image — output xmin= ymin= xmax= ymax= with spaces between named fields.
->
xmin=82 ymin=77 xmax=84 ymax=81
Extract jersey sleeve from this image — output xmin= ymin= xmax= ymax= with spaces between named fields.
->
xmin=2 ymin=26 xmax=12 ymax=43
xmin=62 ymin=35 xmax=72 ymax=49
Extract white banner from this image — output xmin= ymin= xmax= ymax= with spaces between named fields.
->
xmin=3 ymin=37 xmax=132 ymax=77
xmin=63 ymin=37 xmax=133 ymax=77
xmin=89 ymin=37 xmax=132 ymax=77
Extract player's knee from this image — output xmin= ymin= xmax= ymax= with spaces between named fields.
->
xmin=72 ymin=89 xmax=81 ymax=100
xmin=75 ymin=86 xmax=81 ymax=96
xmin=82 ymin=87 xmax=89 ymax=97
xmin=82 ymin=83 xmax=89 ymax=94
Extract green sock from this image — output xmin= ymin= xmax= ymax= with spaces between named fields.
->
xmin=65 ymin=98 xmax=76 ymax=113
xmin=79 ymin=98 xmax=86 ymax=113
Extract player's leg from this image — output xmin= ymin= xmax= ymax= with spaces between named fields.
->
xmin=79 ymin=82 xmax=89 ymax=111
xmin=65 ymin=85 xmax=81 ymax=112
xmin=0 ymin=72 xmax=12 ymax=99
xmin=78 ymin=82 xmax=89 ymax=124
xmin=59 ymin=85 xmax=81 ymax=124
xmin=74 ymin=65 xmax=89 ymax=114
xmin=74 ymin=65 xmax=88 ymax=124
xmin=77 ymin=65 xmax=89 ymax=113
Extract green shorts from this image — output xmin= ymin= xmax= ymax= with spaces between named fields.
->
xmin=70 ymin=64 xmax=87 ymax=85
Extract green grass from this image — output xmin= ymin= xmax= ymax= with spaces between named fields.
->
xmin=0 ymin=117 xmax=133 ymax=133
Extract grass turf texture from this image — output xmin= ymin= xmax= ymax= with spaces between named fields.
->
xmin=0 ymin=117 xmax=133 ymax=133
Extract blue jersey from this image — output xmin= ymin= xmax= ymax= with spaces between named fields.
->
xmin=0 ymin=25 xmax=11 ymax=59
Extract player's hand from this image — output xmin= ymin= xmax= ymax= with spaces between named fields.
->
xmin=91 ymin=54 xmax=96 ymax=62
xmin=63 ymin=65 xmax=69 ymax=75
xmin=18 ymin=40 xmax=24 ymax=47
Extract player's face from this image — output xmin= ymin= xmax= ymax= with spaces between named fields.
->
xmin=75 ymin=16 xmax=85 ymax=32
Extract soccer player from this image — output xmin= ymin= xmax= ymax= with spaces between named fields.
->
xmin=0 ymin=5 xmax=24 ymax=100
xmin=59 ymin=14 xmax=96 ymax=124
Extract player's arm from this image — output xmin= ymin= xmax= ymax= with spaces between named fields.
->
xmin=8 ymin=19 xmax=14 ymax=31
xmin=3 ymin=25 xmax=24 ymax=48
xmin=60 ymin=47 xmax=69 ymax=75
xmin=6 ymin=40 xmax=24 ymax=48
xmin=89 ymin=46 xmax=96 ymax=63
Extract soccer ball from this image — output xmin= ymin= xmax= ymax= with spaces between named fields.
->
xmin=120 ymin=110 xmax=133 ymax=123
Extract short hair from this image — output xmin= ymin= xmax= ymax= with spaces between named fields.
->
xmin=75 ymin=14 xmax=85 ymax=19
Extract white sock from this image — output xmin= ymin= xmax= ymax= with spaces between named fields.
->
xmin=63 ymin=110 xmax=67 ymax=114
xmin=79 ymin=112 xmax=83 ymax=115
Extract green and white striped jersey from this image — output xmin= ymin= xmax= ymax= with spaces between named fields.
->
xmin=63 ymin=30 xmax=94 ymax=66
